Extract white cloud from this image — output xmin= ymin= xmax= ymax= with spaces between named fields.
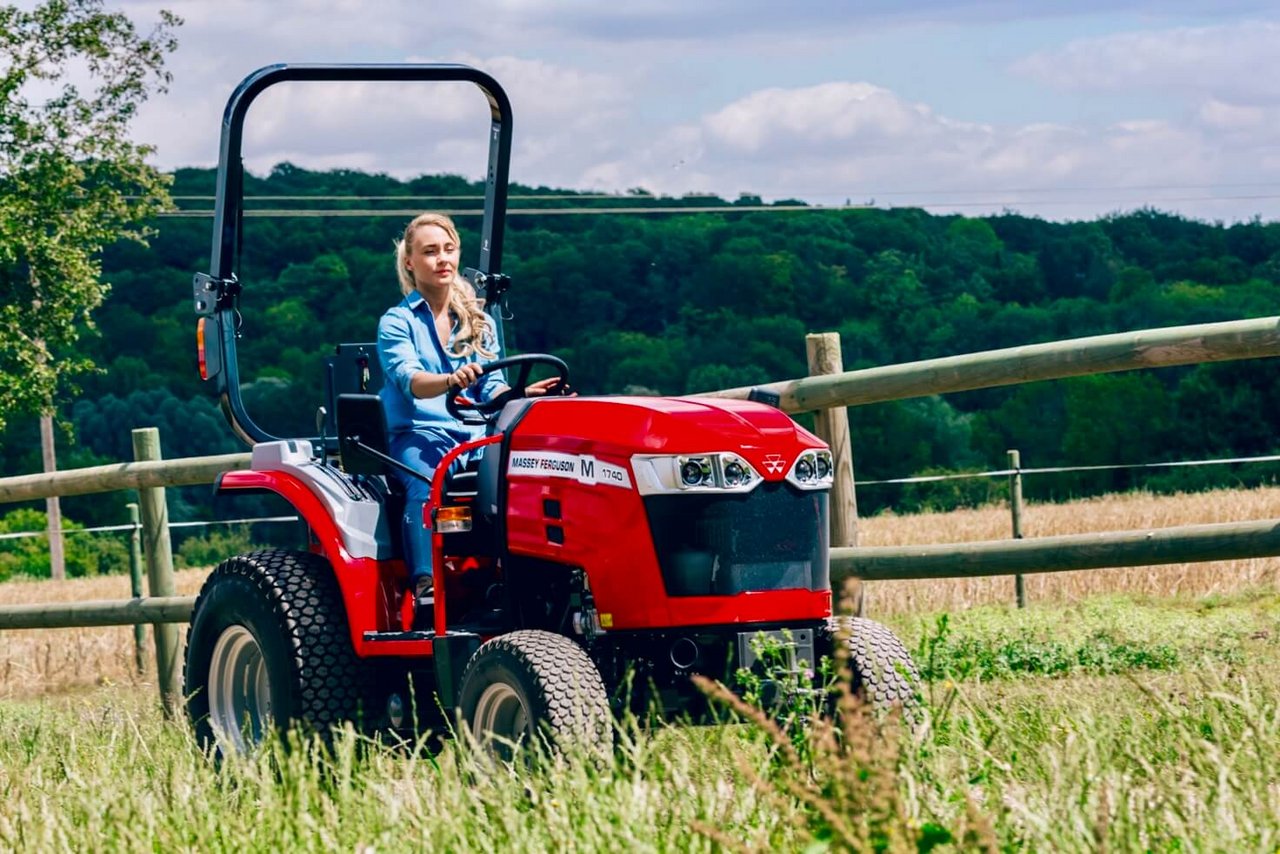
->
xmin=104 ymin=1 xmax=1280 ymax=221
xmin=583 ymin=80 xmax=1277 ymax=223
xmin=1012 ymin=20 xmax=1280 ymax=104
xmin=700 ymin=83 xmax=962 ymax=155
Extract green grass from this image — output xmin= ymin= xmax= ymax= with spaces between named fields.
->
xmin=899 ymin=588 xmax=1280 ymax=682
xmin=1 ymin=591 xmax=1279 ymax=851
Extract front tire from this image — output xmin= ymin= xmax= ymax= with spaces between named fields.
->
xmin=183 ymin=550 xmax=365 ymax=756
xmin=823 ymin=616 xmax=921 ymax=719
xmin=458 ymin=630 xmax=611 ymax=760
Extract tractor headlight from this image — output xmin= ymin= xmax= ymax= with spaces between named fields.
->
xmin=786 ymin=450 xmax=834 ymax=490
xmin=722 ymin=459 xmax=749 ymax=487
xmin=679 ymin=456 xmax=714 ymax=488
xmin=632 ymin=452 xmax=761 ymax=495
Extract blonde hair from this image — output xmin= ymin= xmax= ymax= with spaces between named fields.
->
xmin=394 ymin=212 xmax=496 ymax=360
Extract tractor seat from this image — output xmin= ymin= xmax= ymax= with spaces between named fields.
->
xmin=337 ymin=392 xmax=484 ymax=509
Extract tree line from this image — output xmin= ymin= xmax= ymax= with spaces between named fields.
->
xmin=4 ymin=163 xmax=1280 ymax=534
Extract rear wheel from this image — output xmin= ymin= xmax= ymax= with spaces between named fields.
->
xmin=822 ymin=616 xmax=921 ymax=719
xmin=183 ymin=550 xmax=366 ymax=756
xmin=458 ymin=630 xmax=610 ymax=760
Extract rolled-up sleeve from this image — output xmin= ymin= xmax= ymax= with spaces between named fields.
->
xmin=378 ymin=309 xmax=424 ymax=398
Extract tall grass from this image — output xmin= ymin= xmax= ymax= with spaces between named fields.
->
xmin=1 ymin=531 xmax=1279 ymax=846
xmin=1 ymin=637 xmax=1277 ymax=849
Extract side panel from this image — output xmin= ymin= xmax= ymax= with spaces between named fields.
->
xmin=505 ymin=449 xmax=670 ymax=627
xmin=217 ymin=470 xmax=427 ymax=657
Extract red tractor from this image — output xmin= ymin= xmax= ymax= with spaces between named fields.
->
xmin=186 ymin=64 xmax=918 ymax=756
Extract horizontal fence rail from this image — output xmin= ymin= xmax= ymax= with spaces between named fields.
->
xmin=699 ymin=316 xmax=1280 ymax=413
xmin=831 ymin=517 xmax=1280 ymax=583
xmin=0 ymin=515 xmax=300 ymax=541
xmin=0 ymin=596 xmax=196 ymax=630
xmin=0 ymin=453 xmax=251 ymax=504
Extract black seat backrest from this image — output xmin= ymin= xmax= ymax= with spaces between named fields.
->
xmin=336 ymin=393 xmax=391 ymax=477
xmin=323 ymin=343 xmax=384 ymax=449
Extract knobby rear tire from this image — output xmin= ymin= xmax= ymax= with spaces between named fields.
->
xmin=183 ymin=549 xmax=366 ymax=756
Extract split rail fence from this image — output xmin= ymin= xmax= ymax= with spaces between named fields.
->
xmin=3 ymin=315 xmax=1280 ymax=709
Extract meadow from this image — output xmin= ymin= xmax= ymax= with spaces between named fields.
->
xmin=1 ymin=485 xmax=1279 ymax=850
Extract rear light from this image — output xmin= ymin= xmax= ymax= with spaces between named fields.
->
xmin=632 ymin=452 xmax=760 ymax=495
xmin=434 ymin=506 xmax=472 ymax=533
xmin=196 ymin=318 xmax=208 ymax=380
xmin=786 ymin=450 xmax=834 ymax=490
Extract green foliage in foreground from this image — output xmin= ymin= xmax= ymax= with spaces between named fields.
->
xmin=901 ymin=591 xmax=1280 ymax=682
xmin=1 ymin=592 xmax=1279 ymax=851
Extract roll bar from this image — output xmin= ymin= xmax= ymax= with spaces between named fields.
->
xmin=192 ymin=63 xmax=514 ymax=446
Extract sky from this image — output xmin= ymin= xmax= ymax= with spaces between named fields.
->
xmin=99 ymin=1 xmax=1280 ymax=223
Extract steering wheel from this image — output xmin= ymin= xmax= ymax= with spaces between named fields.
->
xmin=445 ymin=353 xmax=570 ymax=425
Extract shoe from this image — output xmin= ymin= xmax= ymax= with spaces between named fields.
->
xmin=415 ymin=576 xmax=434 ymax=601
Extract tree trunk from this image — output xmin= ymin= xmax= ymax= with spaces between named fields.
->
xmin=40 ymin=412 xmax=66 ymax=580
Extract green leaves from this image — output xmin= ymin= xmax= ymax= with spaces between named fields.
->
xmin=0 ymin=0 xmax=179 ymax=430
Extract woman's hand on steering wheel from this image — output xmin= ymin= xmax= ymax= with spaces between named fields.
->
xmin=525 ymin=376 xmax=570 ymax=397
xmin=445 ymin=363 xmax=485 ymax=393
xmin=445 ymin=353 xmax=571 ymax=424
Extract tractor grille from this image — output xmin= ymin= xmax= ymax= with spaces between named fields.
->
xmin=643 ymin=483 xmax=830 ymax=597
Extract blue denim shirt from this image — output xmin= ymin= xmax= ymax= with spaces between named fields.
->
xmin=376 ymin=290 xmax=505 ymax=449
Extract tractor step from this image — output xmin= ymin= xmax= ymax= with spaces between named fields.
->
xmin=364 ymin=630 xmax=435 ymax=642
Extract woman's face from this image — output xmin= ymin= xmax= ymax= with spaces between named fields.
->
xmin=406 ymin=223 xmax=461 ymax=297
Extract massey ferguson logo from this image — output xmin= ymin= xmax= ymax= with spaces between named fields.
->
xmin=762 ymin=454 xmax=785 ymax=474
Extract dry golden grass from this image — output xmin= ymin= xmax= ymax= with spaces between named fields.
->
xmin=859 ymin=485 xmax=1280 ymax=615
xmin=4 ymin=484 xmax=1280 ymax=698
xmin=0 ymin=567 xmax=209 ymax=701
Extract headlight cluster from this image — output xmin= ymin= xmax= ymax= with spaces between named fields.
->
xmin=633 ymin=452 xmax=762 ymax=495
xmin=786 ymin=449 xmax=835 ymax=490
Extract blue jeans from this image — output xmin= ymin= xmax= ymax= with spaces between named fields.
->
xmin=388 ymin=432 xmax=450 ymax=586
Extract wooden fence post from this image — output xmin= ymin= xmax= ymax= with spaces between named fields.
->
xmin=806 ymin=333 xmax=862 ymax=615
xmin=126 ymin=501 xmax=147 ymax=675
xmin=1007 ymin=449 xmax=1026 ymax=609
xmin=131 ymin=428 xmax=181 ymax=716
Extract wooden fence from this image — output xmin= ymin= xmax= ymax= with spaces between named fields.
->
xmin=3 ymin=315 xmax=1280 ymax=709
xmin=701 ymin=317 xmax=1280 ymax=604
xmin=0 ymin=429 xmax=248 ymax=714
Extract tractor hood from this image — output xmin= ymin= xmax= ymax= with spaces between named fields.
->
xmin=505 ymin=395 xmax=825 ymax=482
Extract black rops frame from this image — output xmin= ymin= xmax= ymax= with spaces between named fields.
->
xmin=192 ymin=63 xmax=514 ymax=447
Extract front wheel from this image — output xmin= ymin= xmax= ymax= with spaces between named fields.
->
xmin=821 ymin=616 xmax=921 ymax=721
xmin=183 ymin=550 xmax=366 ymax=756
xmin=458 ymin=630 xmax=611 ymax=760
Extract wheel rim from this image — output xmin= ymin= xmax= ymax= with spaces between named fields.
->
xmin=207 ymin=625 xmax=273 ymax=754
xmin=472 ymin=682 xmax=530 ymax=747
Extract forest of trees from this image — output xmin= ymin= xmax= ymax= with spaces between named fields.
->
xmin=4 ymin=163 xmax=1280 ymax=532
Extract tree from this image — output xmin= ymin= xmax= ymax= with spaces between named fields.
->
xmin=0 ymin=0 xmax=180 ymax=428
xmin=0 ymin=1 xmax=177 ymax=578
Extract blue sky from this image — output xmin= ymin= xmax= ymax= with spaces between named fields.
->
xmin=107 ymin=0 xmax=1280 ymax=222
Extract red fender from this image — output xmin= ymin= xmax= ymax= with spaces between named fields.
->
xmin=216 ymin=469 xmax=409 ymax=657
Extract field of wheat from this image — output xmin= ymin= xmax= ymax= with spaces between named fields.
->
xmin=859 ymin=484 xmax=1280 ymax=615
xmin=2 ymin=484 xmax=1280 ymax=699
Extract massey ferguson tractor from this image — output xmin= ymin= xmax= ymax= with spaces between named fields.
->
xmin=186 ymin=63 xmax=918 ymax=757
